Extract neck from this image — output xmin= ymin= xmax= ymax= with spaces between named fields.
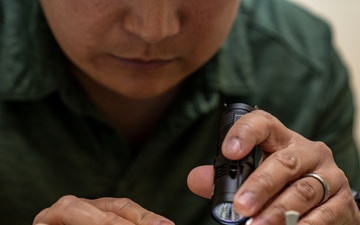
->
xmin=72 ymin=70 xmax=181 ymax=150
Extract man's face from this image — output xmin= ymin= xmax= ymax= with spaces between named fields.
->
xmin=40 ymin=0 xmax=240 ymax=99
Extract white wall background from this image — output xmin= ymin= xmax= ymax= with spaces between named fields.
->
xmin=289 ymin=0 xmax=360 ymax=147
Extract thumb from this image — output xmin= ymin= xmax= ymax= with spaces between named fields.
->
xmin=187 ymin=165 xmax=214 ymax=199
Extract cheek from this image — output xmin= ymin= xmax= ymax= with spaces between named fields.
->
xmin=41 ymin=0 xmax=115 ymax=64
xmin=184 ymin=1 xmax=240 ymax=64
xmin=187 ymin=0 xmax=239 ymax=31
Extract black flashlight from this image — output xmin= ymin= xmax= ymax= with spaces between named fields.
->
xmin=211 ymin=103 xmax=256 ymax=225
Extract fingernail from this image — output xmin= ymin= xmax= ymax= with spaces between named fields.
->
xmin=245 ymin=218 xmax=253 ymax=225
xmin=248 ymin=218 xmax=268 ymax=225
xmin=237 ymin=192 xmax=257 ymax=212
xmin=156 ymin=219 xmax=175 ymax=225
xmin=246 ymin=218 xmax=268 ymax=225
xmin=223 ymin=138 xmax=241 ymax=155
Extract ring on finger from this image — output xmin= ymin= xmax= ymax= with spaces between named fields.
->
xmin=303 ymin=173 xmax=331 ymax=205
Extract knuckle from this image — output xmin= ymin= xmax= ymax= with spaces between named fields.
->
xmin=334 ymin=169 xmax=348 ymax=188
xmin=99 ymin=212 xmax=122 ymax=225
xmin=112 ymin=197 xmax=136 ymax=213
xmin=273 ymin=150 xmax=298 ymax=170
xmin=339 ymin=188 xmax=358 ymax=218
xmin=292 ymin=179 xmax=317 ymax=203
xmin=269 ymin=203 xmax=287 ymax=220
xmin=253 ymin=110 xmax=277 ymax=128
xmin=56 ymin=195 xmax=79 ymax=209
xmin=111 ymin=198 xmax=174 ymax=225
xmin=313 ymin=141 xmax=333 ymax=158
xmin=302 ymin=190 xmax=359 ymax=225
xmin=117 ymin=197 xmax=134 ymax=207
xmin=251 ymin=172 xmax=275 ymax=193
xmin=317 ymin=206 xmax=336 ymax=224
xmin=238 ymin=110 xmax=273 ymax=131
xmin=139 ymin=211 xmax=158 ymax=224
xmin=253 ymin=109 xmax=274 ymax=120
xmin=138 ymin=208 xmax=174 ymax=225
xmin=236 ymin=120 xmax=257 ymax=137
xmin=33 ymin=208 xmax=49 ymax=224
xmin=301 ymin=206 xmax=336 ymax=225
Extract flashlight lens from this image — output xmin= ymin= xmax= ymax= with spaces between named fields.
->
xmin=212 ymin=203 xmax=247 ymax=224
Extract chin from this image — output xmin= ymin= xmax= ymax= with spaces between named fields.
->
xmin=116 ymin=82 xmax=181 ymax=101
xmin=113 ymin=86 xmax=170 ymax=100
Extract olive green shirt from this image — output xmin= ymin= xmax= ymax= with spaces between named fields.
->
xmin=1 ymin=0 xmax=359 ymax=224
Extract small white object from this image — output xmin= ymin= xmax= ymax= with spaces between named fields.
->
xmin=245 ymin=218 xmax=253 ymax=225
xmin=285 ymin=210 xmax=300 ymax=225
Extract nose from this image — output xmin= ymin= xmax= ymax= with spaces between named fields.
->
xmin=122 ymin=1 xmax=181 ymax=44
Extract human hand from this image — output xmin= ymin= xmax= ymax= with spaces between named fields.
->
xmin=33 ymin=195 xmax=174 ymax=225
xmin=188 ymin=110 xmax=360 ymax=224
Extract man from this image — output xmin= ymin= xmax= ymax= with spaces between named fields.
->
xmin=1 ymin=0 xmax=359 ymax=224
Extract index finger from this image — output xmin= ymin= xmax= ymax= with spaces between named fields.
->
xmin=33 ymin=195 xmax=134 ymax=225
xmin=222 ymin=110 xmax=296 ymax=160
xmin=84 ymin=198 xmax=174 ymax=225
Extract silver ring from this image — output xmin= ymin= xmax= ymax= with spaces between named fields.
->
xmin=304 ymin=173 xmax=331 ymax=205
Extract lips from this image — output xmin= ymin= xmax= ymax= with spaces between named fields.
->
xmin=109 ymin=54 xmax=175 ymax=69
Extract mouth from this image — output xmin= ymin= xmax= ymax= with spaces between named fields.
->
xmin=109 ymin=54 xmax=175 ymax=69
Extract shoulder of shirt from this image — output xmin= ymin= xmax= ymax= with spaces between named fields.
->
xmin=240 ymin=0 xmax=333 ymax=72
xmin=0 ymin=1 xmax=65 ymax=101
xmin=216 ymin=0 xmax=335 ymax=97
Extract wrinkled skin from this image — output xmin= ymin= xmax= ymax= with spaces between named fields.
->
xmin=33 ymin=196 xmax=174 ymax=225
xmin=188 ymin=110 xmax=360 ymax=225
xmin=33 ymin=111 xmax=360 ymax=225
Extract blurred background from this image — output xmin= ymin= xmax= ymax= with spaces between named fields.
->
xmin=289 ymin=0 xmax=360 ymax=148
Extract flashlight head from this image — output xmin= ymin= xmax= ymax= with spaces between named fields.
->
xmin=212 ymin=202 xmax=247 ymax=225
xmin=211 ymin=152 xmax=254 ymax=225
